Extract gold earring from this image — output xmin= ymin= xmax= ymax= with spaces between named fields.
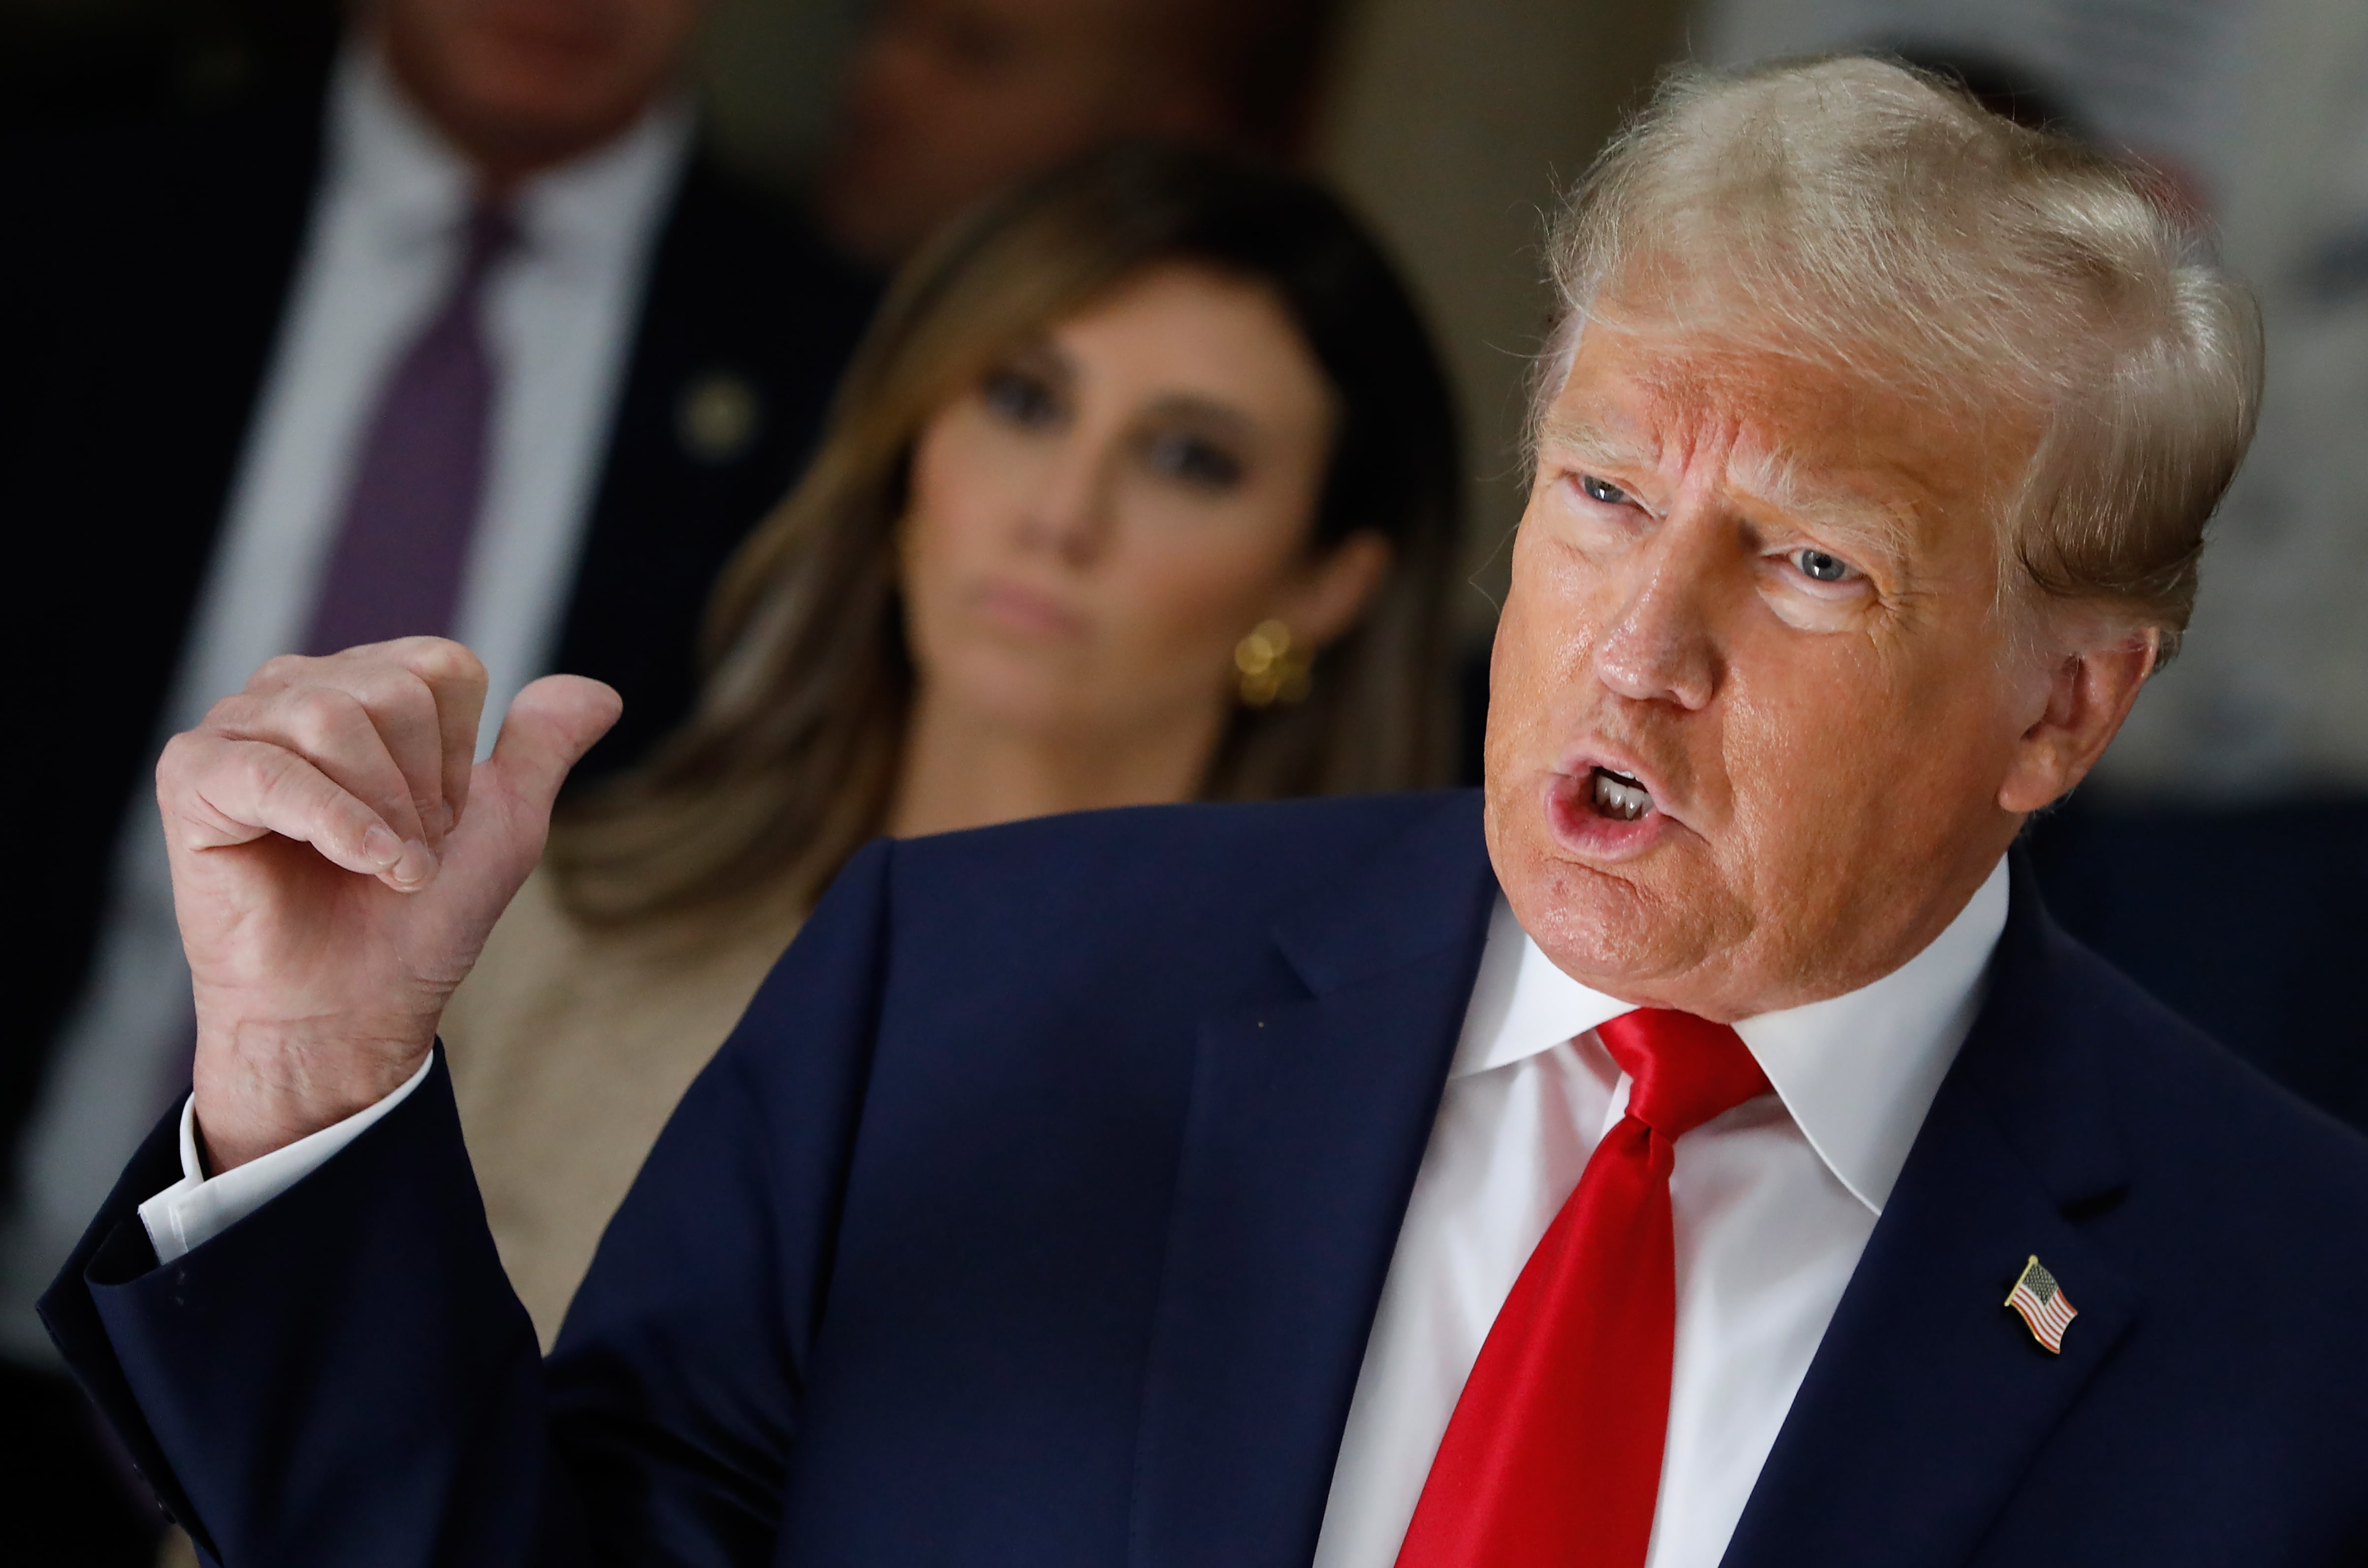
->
xmin=1235 ymin=619 xmax=1312 ymax=707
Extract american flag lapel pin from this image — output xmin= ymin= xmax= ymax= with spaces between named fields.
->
xmin=2005 ymin=1254 xmax=2078 ymax=1353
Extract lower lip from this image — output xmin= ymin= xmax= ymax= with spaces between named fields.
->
xmin=1543 ymin=771 xmax=1674 ymax=861
xmin=973 ymin=583 xmax=1085 ymax=638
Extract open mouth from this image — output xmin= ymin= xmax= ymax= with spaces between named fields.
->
xmin=1587 ymin=766 xmax=1654 ymax=822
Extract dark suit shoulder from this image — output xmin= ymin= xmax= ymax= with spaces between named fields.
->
xmin=2067 ymin=929 xmax=2368 ymax=1199
xmin=639 ymin=152 xmax=878 ymax=358
xmin=750 ymin=791 xmax=1494 ymax=1089
xmin=2026 ymin=922 xmax=2368 ymax=1379
xmin=665 ymin=156 xmax=874 ymax=301
xmin=886 ymin=791 xmax=1481 ymax=931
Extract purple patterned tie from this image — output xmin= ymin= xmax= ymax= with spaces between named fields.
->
xmin=305 ymin=203 xmax=517 ymax=654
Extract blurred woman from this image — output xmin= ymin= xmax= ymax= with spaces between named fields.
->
xmin=442 ymin=142 xmax=1463 ymax=1342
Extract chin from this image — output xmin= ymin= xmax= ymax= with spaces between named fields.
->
xmin=937 ymin=661 xmax=1088 ymax=736
xmin=448 ymin=30 xmax=639 ymax=120
xmin=1487 ymin=791 xmax=1725 ymax=1000
xmin=471 ymin=73 xmax=620 ymax=128
xmin=1524 ymin=862 xmax=1664 ymax=971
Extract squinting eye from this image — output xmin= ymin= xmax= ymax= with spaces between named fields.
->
xmin=1794 ymin=548 xmax=1851 ymax=583
xmin=1579 ymin=474 xmax=1630 ymax=506
xmin=980 ymin=367 xmax=1061 ymax=429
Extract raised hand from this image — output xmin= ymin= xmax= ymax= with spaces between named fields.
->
xmin=158 ymin=639 xmax=620 ymax=1172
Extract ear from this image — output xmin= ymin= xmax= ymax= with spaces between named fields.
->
xmin=1996 ymin=625 xmax=2160 ymax=814
xmin=1270 ymin=532 xmax=1395 ymax=651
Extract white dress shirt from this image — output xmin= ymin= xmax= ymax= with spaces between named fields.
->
xmin=135 ymin=854 xmax=2009 ymax=1568
xmin=0 ymin=44 xmax=689 ymax=1360
xmin=1312 ymin=857 xmax=2007 ymax=1568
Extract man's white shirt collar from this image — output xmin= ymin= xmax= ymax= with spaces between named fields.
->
xmin=328 ymin=41 xmax=693 ymax=280
xmin=1451 ymin=855 xmax=2010 ymax=1215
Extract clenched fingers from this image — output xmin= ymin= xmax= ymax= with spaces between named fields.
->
xmin=206 ymin=679 xmax=434 ymax=850
xmin=237 ymin=639 xmax=489 ymax=845
xmin=397 ymin=637 xmax=490 ymax=832
xmin=159 ymin=730 xmax=438 ymax=890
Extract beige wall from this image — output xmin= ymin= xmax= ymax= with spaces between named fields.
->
xmin=695 ymin=0 xmax=1699 ymax=641
xmin=1312 ymin=0 xmax=1695 ymax=637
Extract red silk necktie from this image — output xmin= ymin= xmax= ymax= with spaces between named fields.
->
xmin=1395 ymin=1008 xmax=1772 ymax=1568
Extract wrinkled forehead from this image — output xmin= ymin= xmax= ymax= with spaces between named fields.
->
xmin=1536 ymin=308 xmax=2039 ymax=545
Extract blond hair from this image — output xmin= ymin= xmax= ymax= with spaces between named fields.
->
xmin=1539 ymin=55 xmax=2263 ymax=656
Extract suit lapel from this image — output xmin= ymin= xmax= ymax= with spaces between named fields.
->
xmin=1722 ymin=853 xmax=2141 ymax=1568
xmin=1129 ymin=795 xmax=1499 ymax=1568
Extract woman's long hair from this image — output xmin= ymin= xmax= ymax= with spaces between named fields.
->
xmin=548 ymin=142 xmax=1464 ymax=927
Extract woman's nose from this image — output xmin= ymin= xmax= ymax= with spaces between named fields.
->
xmin=1018 ymin=439 xmax=1119 ymax=564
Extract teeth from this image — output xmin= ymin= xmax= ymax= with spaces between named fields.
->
xmin=1591 ymin=768 xmax=1653 ymax=822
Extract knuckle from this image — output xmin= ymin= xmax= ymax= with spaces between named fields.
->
xmin=415 ymin=637 xmax=487 ymax=691
xmin=202 ymin=692 xmax=255 ymax=733
xmin=252 ymin=653 xmax=313 ymax=689
xmin=364 ymin=667 xmax=441 ymax=730
xmin=155 ymin=732 xmax=199 ymax=789
xmin=283 ymin=685 xmax=361 ymax=751
xmin=341 ymin=666 xmax=401 ymax=718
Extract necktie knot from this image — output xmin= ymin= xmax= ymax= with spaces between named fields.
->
xmin=1595 ymin=1008 xmax=1770 ymax=1142
xmin=1396 ymin=1004 xmax=1773 ymax=1568
xmin=458 ymin=201 xmax=520 ymax=289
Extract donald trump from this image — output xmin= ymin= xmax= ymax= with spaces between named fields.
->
xmin=42 ymin=58 xmax=2368 ymax=1568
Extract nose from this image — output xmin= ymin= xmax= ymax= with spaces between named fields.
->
xmin=1018 ymin=437 xmax=1118 ymax=566
xmin=1592 ymin=510 xmax=1723 ymax=711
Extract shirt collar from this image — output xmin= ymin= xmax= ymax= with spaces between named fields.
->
xmin=1452 ymin=856 xmax=2010 ymax=1216
xmin=1451 ymin=898 xmax=1634 ymax=1080
xmin=324 ymin=39 xmax=693 ymax=277
xmin=512 ymin=93 xmax=692 ymax=280
xmin=326 ymin=42 xmax=470 ymax=255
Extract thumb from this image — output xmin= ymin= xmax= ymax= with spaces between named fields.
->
xmin=483 ymin=675 xmax=624 ymax=818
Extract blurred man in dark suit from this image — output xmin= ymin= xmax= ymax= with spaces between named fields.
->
xmin=0 ymin=0 xmax=871 ymax=1555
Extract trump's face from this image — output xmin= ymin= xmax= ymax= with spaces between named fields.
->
xmin=1484 ymin=309 xmax=2123 ymax=1020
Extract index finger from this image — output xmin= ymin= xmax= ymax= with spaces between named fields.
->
xmin=333 ymin=638 xmax=488 ymax=833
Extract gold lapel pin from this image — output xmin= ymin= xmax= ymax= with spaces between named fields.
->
xmin=2005 ymin=1254 xmax=2079 ymax=1353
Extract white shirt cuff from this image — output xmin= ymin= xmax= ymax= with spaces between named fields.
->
xmin=137 ymin=1052 xmax=437 ymax=1264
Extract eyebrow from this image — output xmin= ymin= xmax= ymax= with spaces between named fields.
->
xmin=1726 ymin=446 xmax=1916 ymax=563
xmin=1535 ymin=409 xmax=1655 ymax=475
xmin=1001 ymin=337 xmax=1275 ymax=448
xmin=996 ymin=337 xmax=1076 ymax=384
xmin=1537 ymin=409 xmax=1913 ymax=563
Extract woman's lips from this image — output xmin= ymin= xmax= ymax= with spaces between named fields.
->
xmin=1543 ymin=767 xmax=1675 ymax=860
xmin=972 ymin=579 xmax=1087 ymax=639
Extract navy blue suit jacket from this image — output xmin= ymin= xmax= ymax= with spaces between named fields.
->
xmin=40 ymin=793 xmax=2368 ymax=1565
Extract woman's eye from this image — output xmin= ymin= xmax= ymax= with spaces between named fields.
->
xmin=1578 ymin=474 xmax=1630 ymax=506
xmin=1144 ymin=430 xmax=1244 ymax=490
xmin=1793 ymin=548 xmax=1853 ymax=583
xmin=980 ymin=367 xmax=1062 ymax=429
